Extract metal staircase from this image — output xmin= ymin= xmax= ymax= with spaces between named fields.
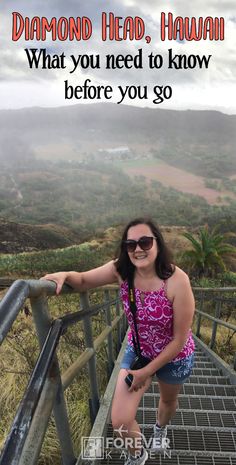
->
xmin=82 ymin=339 xmax=236 ymax=465
xmin=1 ymin=281 xmax=235 ymax=465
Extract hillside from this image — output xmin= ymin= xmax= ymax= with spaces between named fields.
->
xmin=0 ymin=220 xmax=190 ymax=284
xmin=1 ymin=221 xmax=235 ymax=286
xmin=0 ymin=216 xmax=191 ymax=256
xmin=0 ymin=219 xmax=80 ymax=253
xmin=0 ymin=104 xmax=235 ymax=179
xmin=0 ymin=157 xmax=227 ymax=232
xmin=0 ymin=104 xmax=235 ymax=238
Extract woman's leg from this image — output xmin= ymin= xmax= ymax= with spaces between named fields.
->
xmin=156 ymin=379 xmax=182 ymax=426
xmin=111 ymin=368 xmax=152 ymax=456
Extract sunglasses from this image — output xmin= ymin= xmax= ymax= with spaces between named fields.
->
xmin=123 ymin=236 xmax=157 ymax=253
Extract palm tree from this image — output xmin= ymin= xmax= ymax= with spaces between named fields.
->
xmin=182 ymin=226 xmax=236 ymax=277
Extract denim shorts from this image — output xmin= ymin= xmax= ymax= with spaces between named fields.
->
xmin=120 ymin=344 xmax=194 ymax=385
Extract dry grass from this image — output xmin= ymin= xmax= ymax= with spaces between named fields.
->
xmin=0 ymin=292 xmax=115 ymax=464
xmin=192 ymin=304 xmax=236 ymax=367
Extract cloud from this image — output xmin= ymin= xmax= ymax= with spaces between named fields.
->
xmin=124 ymin=0 xmax=235 ymax=18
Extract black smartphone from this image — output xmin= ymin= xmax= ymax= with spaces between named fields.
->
xmin=124 ymin=355 xmax=150 ymax=387
xmin=125 ymin=373 xmax=133 ymax=387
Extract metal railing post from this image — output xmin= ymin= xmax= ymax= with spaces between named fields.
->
xmin=30 ymin=295 xmax=76 ymax=465
xmin=80 ymin=292 xmax=100 ymax=423
xmin=196 ymin=291 xmax=204 ymax=338
xmin=210 ymin=300 xmax=221 ymax=349
xmin=115 ymin=289 xmax=122 ymax=350
xmin=18 ymin=373 xmax=62 ymax=465
xmin=104 ymin=290 xmax=114 ymax=377
xmin=0 ymin=280 xmax=29 ymax=344
xmin=120 ymin=296 xmax=127 ymax=339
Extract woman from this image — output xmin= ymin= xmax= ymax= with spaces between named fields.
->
xmin=42 ymin=218 xmax=195 ymax=465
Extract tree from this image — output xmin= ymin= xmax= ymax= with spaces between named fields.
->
xmin=182 ymin=226 xmax=236 ymax=277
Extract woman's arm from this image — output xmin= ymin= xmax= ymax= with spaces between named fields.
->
xmin=42 ymin=260 xmax=119 ymax=295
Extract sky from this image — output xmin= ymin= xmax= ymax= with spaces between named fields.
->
xmin=0 ymin=0 xmax=235 ymax=113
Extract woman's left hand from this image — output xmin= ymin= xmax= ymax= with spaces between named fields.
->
xmin=126 ymin=368 xmax=151 ymax=392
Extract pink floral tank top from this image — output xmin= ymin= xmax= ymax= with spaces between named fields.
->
xmin=120 ymin=280 xmax=195 ymax=362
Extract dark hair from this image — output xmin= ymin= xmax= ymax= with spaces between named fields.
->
xmin=114 ymin=217 xmax=174 ymax=281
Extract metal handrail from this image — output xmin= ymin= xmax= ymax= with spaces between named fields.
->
xmin=195 ymin=309 xmax=236 ymax=332
xmin=0 ymin=279 xmax=127 ymax=465
xmin=193 ymin=287 xmax=236 ymax=292
xmin=193 ymin=287 xmax=236 ymax=369
xmin=1 ymin=281 xmax=236 ymax=464
xmin=1 ymin=319 xmax=63 ymax=465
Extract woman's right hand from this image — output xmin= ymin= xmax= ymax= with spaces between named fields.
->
xmin=41 ymin=261 xmax=118 ymax=296
xmin=41 ymin=272 xmax=69 ymax=295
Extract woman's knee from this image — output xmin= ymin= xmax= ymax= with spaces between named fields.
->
xmin=160 ymin=397 xmax=178 ymax=405
xmin=111 ymin=369 xmax=142 ymax=430
xmin=160 ymin=397 xmax=178 ymax=409
xmin=111 ymin=410 xmax=134 ymax=431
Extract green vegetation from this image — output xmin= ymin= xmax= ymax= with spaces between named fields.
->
xmin=204 ymin=179 xmax=222 ymax=191
xmin=0 ymin=242 xmax=112 ymax=277
xmin=220 ymin=177 xmax=236 ymax=194
xmin=1 ymin=158 xmax=236 ymax=238
xmin=204 ymin=177 xmax=236 ymax=195
xmin=152 ymin=147 xmax=236 ymax=179
xmin=181 ymin=226 xmax=236 ymax=277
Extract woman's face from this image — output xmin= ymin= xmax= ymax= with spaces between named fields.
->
xmin=126 ymin=223 xmax=158 ymax=271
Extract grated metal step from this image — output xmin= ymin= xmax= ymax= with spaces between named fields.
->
xmin=136 ymin=408 xmax=236 ymax=428
xmin=185 ymin=375 xmax=230 ymax=384
xmin=191 ymin=368 xmax=223 ymax=376
xmin=167 ymin=428 xmax=236 ymax=453
xmin=101 ymin=450 xmax=236 ymax=465
xmin=147 ymin=383 xmax=236 ymax=396
xmin=142 ymin=394 xmax=236 ymax=411
xmin=194 ymin=356 xmax=212 ymax=361
xmin=194 ymin=351 xmax=209 ymax=354
xmin=181 ymin=384 xmax=236 ymax=396
xmin=83 ymin=341 xmax=236 ymax=465
xmin=106 ymin=425 xmax=236 ymax=454
xmin=194 ymin=361 xmax=217 ymax=368
xmin=152 ymin=376 xmax=231 ymax=385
